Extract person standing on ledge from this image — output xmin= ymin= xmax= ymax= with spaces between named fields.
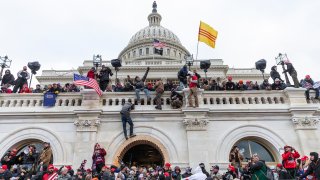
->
xmin=282 ymin=60 xmax=300 ymax=88
xmin=120 ymin=101 xmax=136 ymax=140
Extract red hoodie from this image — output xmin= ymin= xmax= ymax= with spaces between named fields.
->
xmin=189 ymin=75 xmax=198 ymax=88
xmin=87 ymin=70 xmax=95 ymax=79
xmin=282 ymin=151 xmax=300 ymax=169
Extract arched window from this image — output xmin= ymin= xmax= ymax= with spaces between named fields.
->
xmin=234 ymin=139 xmax=275 ymax=162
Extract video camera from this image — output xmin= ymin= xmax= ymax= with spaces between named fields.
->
xmin=27 ymin=61 xmax=41 ymax=75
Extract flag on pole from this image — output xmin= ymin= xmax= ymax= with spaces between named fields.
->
xmin=198 ymin=21 xmax=218 ymax=48
xmin=153 ymin=39 xmax=165 ymax=55
xmin=73 ymin=74 xmax=102 ymax=96
xmin=153 ymin=39 xmax=166 ymax=48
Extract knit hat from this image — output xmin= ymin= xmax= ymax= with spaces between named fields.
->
xmin=239 ymin=80 xmax=243 ymax=84
xmin=165 ymin=163 xmax=171 ymax=168
xmin=66 ymin=166 xmax=72 ymax=171
xmin=305 ymin=75 xmax=311 ymax=79
xmin=227 ymin=76 xmax=232 ymax=81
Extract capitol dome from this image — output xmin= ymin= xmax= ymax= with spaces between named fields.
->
xmin=118 ymin=1 xmax=190 ymax=61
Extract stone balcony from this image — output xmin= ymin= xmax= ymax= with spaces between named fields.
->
xmin=0 ymin=88 xmax=318 ymax=113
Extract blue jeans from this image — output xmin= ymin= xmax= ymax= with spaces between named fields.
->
xmin=135 ymin=88 xmax=150 ymax=101
xmin=177 ymin=81 xmax=186 ymax=91
xmin=121 ymin=114 xmax=133 ymax=138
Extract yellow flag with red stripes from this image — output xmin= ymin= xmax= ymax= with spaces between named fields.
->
xmin=198 ymin=21 xmax=218 ymax=48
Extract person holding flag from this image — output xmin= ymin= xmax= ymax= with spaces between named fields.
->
xmin=73 ymin=74 xmax=102 ymax=96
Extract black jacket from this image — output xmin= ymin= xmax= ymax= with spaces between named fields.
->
xmin=171 ymin=91 xmax=183 ymax=101
xmin=226 ymin=81 xmax=236 ymax=90
xmin=1 ymin=74 xmax=15 ymax=86
xmin=129 ymin=67 xmax=150 ymax=89
xmin=98 ymin=68 xmax=113 ymax=82
xmin=270 ymin=67 xmax=282 ymax=81
xmin=283 ymin=63 xmax=296 ymax=75
xmin=300 ymin=160 xmax=320 ymax=179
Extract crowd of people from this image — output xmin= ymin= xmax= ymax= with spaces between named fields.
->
xmin=1 ymin=63 xmax=319 ymax=104
xmin=1 ymin=143 xmax=320 ymax=180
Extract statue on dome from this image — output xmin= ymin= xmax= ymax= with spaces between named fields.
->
xmin=152 ymin=1 xmax=157 ymax=13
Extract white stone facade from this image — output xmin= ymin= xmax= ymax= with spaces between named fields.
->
xmin=0 ymin=88 xmax=319 ymax=170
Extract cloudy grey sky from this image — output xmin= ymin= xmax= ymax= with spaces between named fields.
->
xmin=0 ymin=0 xmax=319 ymax=83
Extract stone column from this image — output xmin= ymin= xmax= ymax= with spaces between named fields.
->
xmin=182 ymin=108 xmax=210 ymax=169
xmin=73 ymin=89 xmax=102 ymax=167
xmin=285 ymin=87 xmax=320 ymax=154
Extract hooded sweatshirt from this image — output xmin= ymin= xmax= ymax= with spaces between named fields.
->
xmin=184 ymin=166 xmax=206 ymax=180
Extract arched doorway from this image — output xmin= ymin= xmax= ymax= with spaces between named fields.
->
xmin=122 ymin=144 xmax=164 ymax=167
xmin=112 ymin=135 xmax=170 ymax=167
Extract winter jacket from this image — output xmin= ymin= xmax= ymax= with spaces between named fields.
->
xmin=92 ymin=148 xmax=106 ymax=165
xmin=270 ymin=67 xmax=282 ymax=81
xmin=226 ymin=81 xmax=236 ymax=90
xmin=1 ymin=73 xmax=15 ymax=86
xmin=282 ymin=151 xmax=300 ymax=169
xmin=300 ymin=155 xmax=320 ymax=179
xmin=120 ymin=102 xmax=134 ymax=118
xmin=283 ymin=63 xmax=296 ymax=76
xmin=178 ymin=67 xmax=188 ymax=84
xmin=301 ymin=78 xmax=315 ymax=89
xmin=272 ymin=82 xmax=286 ymax=90
xmin=39 ymin=147 xmax=53 ymax=166
xmin=22 ymin=152 xmax=38 ymax=165
xmin=249 ymin=161 xmax=267 ymax=180
xmin=98 ymin=68 xmax=113 ymax=82
xmin=87 ymin=70 xmax=95 ymax=79
xmin=186 ymin=166 xmax=206 ymax=180
xmin=129 ymin=67 xmax=150 ymax=89
xmin=154 ymin=81 xmax=164 ymax=94
xmin=16 ymin=70 xmax=30 ymax=83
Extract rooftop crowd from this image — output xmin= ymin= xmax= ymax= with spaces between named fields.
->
xmin=1 ymin=142 xmax=320 ymax=180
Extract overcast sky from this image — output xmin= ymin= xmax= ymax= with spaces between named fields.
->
xmin=0 ymin=0 xmax=319 ymax=83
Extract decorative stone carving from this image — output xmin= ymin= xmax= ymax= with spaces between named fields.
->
xmin=74 ymin=119 xmax=101 ymax=132
xmin=183 ymin=118 xmax=209 ymax=131
xmin=292 ymin=116 xmax=319 ymax=130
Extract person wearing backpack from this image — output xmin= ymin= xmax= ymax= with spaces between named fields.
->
xmin=249 ymin=154 xmax=268 ymax=180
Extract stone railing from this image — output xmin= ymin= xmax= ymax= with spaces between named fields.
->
xmin=0 ymin=88 xmax=317 ymax=110
xmin=0 ymin=93 xmax=82 ymax=108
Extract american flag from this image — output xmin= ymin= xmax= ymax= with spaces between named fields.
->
xmin=153 ymin=39 xmax=166 ymax=48
xmin=73 ymin=74 xmax=102 ymax=96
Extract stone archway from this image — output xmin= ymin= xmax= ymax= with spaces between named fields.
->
xmin=112 ymin=135 xmax=170 ymax=166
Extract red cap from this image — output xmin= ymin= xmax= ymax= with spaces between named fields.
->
xmin=276 ymin=163 xmax=283 ymax=168
xmin=0 ymin=165 xmax=8 ymax=170
xmin=228 ymin=165 xmax=235 ymax=172
xmin=165 ymin=163 xmax=171 ymax=167
xmin=66 ymin=166 xmax=72 ymax=171
xmin=227 ymin=76 xmax=232 ymax=81
xmin=301 ymin=156 xmax=309 ymax=161
xmin=48 ymin=164 xmax=54 ymax=169
xmin=86 ymin=168 xmax=92 ymax=172
xmin=305 ymin=75 xmax=311 ymax=79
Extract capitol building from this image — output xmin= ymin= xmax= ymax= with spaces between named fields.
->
xmin=0 ymin=1 xmax=319 ymax=170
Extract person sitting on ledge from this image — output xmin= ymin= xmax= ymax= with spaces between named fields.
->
xmin=272 ymin=78 xmax=287 ymax=90
xmin=128 ymin=67 xmax=151 ymax=103
xmin=301 ymin=75 xmax=319 ymax=100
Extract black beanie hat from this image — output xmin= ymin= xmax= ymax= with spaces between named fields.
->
xmin=310 ymin=152 xmax=319 ymax=161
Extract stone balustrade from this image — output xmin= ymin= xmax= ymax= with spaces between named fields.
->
xmin=0 ymin=88 xmax=317 ymax=109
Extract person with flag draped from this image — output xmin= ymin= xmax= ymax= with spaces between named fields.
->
xmin=198 ymin=21 xmax=218 ymax=48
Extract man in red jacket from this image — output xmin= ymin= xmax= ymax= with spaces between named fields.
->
xmin=188 ymin=71 xmax=199 ymax=108
xmin=282 ymin=145 xmax=300 ymax=179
